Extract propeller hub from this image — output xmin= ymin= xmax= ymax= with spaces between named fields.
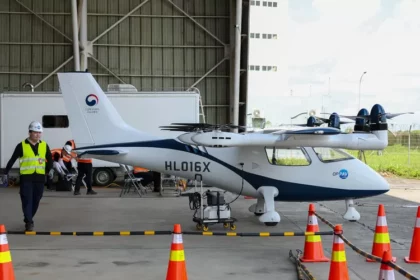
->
xmin=370 ymin=104 xmax=388 ymax=131
xmin=306 ymin=116 xmax=317 ymax=127
xmin=328 ymin=112 xmax=340 ymax=129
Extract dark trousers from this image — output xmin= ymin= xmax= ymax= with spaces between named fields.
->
xmin=46 ymin=176 xmax=53 ymax=190
xmin=153 ymin=171 xmax=161 ymax=192
xmin=75 ymin=162 xmax=92 ymax=192
xmin=19 ymin=181 xmax=45 ymax=224
xmin=133 ymin=171 xmax=154 ymax=186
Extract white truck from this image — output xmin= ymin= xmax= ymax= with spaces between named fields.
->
xmin=0 ymin=85 xmax=201 ymax=186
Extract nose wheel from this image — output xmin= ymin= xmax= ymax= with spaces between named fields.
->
xmin=256 ymin=186 xmax=281 ymax=226
xmin=343 ymin=199 xmax=360 ymax=221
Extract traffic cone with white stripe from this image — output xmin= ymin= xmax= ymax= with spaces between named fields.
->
xmin=300 ymin=204 xmax=329 ymax=262
xmin=404 ymin=206 xmax=420 ymax=263
xmin=166 ymin=224 xmax=188 ymax=280
xmin=367 ymin=204 xmax=396 ymax=262
xmin=379 ymin=250 xmax=395 ymax=280
xmin=0 ymin=225 xmax=15 ymax=280
xmin=328 ymin=224 xmax=349 ymax=280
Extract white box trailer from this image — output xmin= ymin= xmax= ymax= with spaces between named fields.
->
xmin=0 ymin=90 xmax=200 ymax=186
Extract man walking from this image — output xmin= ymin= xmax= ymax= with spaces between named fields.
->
xmin=65 ymin=140 xmax=97 ymax=195
xmin=3 ymin=121 xmax=53 ymax=231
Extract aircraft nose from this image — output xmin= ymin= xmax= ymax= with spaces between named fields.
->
xmin=374 ymin=171 xmax=390 ymax=194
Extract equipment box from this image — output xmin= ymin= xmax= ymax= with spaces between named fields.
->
xmin=206 ymin=191 xmax=226 ymax=206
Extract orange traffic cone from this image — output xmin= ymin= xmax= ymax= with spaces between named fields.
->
xmin=367 ymin=204 xmax=396 ymax=262
xmin=0 ymin=225 xmax=15 ymax=280
xmin=379 ymin=250 xmax=395 ymax=280
xmin=166 ymin=224 xmax=187 ymax=280
xmin=300 ymin=204 xmax=329 ymax=262
xmin=405 ymin=206 xmax=420 ymax=263
xmin=328 ymin=224 xmax=349 ymax=280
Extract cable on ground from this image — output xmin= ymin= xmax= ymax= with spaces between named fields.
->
xmin=313 ymin=211 xmax=420 ymax=280
xmin=289 ymin=249 xmax=316 ymax=280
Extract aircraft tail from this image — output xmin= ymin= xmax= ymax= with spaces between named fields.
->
xmin=57 ymin=72 xmax=159 ymax=147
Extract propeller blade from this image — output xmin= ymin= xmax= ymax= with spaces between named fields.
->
xmin=386 ymin=112 xmax=414 ymax=119
xmin=294 ymin=122 xmax=323 ymax=127
xmin=317 ymin=117 xmax=330 ymax=123
xmin=339 ymin=115 xmax=370 ymax=121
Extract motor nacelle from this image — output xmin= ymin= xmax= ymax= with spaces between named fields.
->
xmin=353 ymin=104 xmax=387 ymax=132
xmin=306 ymin=116 xmax=317 ymax=127
xmin=354 ymin=108 xmax=370 ymax=132
xmin=305 ymin=113 xmax=344 ymax=129
xmin=328 ymin=112 xmax=340 ymax=129
xmin=370 ymin=104 xmax=388 ymax=131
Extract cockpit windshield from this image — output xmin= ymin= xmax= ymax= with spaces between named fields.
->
xmin=312 ymin=147 xmax=355 ymax=163
xmin=265 ymin=147 xmax=312 ymax=166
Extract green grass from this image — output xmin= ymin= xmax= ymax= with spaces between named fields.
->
xmin=345 ymin=145 xmax=420 ymax=179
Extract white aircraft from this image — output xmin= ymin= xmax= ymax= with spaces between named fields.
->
xmin=57 ymin=72 xmax=390 ymax=227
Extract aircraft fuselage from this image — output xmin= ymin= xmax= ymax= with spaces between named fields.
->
xmin=76 ymin=139 xmax=389 ymax=202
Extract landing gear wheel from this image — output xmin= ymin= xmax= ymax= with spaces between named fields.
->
xmin=230 ymin=224 xmax=236 ymax=230
xmin=196 ymin=224 xmax=202 ymax=230
xmin=254 ymin=212 xmax=263 ymax=216
xmin=223 ymin=223 xmax=229 ymax=228
xmin=93 ymin=168 xmax=114 ymax=186
xmin=264 ymin=222 xmax=278 ymax=226
xmin=202 ymin=225 xmax=209 ymax=232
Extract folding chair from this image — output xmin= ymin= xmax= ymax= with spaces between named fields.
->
xmin=119 ymin=165 xmax=146 ymax=197
xmin=160 ymin=174 xmax=183 ymax=197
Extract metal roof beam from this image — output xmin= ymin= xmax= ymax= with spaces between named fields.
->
xmin=34 ymin=56 xmax=75 ymax=89
xmin=14 ymin=0 xmax=74 ymax=43
xmin=188 ymin=57 xmax=228 ymax=89
xmin=90 ymin=0 xmax=150 ymax=45
xmin=89 ymin=55 xmax=127 ymax=84
xmin=166 ymin=0 xmax=227 ymax=46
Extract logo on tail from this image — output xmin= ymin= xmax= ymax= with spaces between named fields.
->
xmin=85 ymin=94 xmax=99 ymax=107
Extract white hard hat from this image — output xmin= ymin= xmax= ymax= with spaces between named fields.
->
xmin=28 ymin=121 xmax=43 ymax=132
xmin=63 ymin=145 xmax=72 ymax=154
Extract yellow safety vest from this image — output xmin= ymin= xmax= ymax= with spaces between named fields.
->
xmin=19 ymin=140 xmax=47 ymax=175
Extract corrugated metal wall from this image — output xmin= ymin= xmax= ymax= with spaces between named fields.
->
xmin=0 ymin=0 xmax=232 ymax=124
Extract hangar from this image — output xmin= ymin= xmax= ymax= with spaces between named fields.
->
xmin=0 ymin=0 xmax=250 ymax=126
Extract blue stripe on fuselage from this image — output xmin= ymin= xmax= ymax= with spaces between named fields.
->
xmin=75 ymin=139 xmax=387 ymax=201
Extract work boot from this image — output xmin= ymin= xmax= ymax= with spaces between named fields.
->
xmin=25 ymin=222 xmax=34 ymax=231
xmin=87 ymin=190 xmax=97 ymax=195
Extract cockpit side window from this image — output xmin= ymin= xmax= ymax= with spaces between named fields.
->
xmin=265 ymin=147 xmax=311 ymax=166
xmin=312 ymin=147 xmax=354 ymax=163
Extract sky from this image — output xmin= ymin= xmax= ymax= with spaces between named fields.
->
xmin=247 ymin=0 xmax=420 ymax=129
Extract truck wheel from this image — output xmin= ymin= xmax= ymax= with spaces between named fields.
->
xmin=93 ymin=168 xmax=114 ymax=186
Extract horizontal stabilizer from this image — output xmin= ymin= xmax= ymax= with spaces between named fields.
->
xmin=78 ymin=150 xmax=128 ymax=157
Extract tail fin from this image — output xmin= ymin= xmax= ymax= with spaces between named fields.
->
xmin=57 ymin=72 xmax=158 ymax=147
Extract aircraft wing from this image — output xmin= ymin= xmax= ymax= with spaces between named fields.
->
xmin=178 ymin=126 xmax=387 ymax=150
xmin=339 ymin=112 xmax=414 ymax=120
xmin=76 ymin=149 xmax=128 ymax=157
